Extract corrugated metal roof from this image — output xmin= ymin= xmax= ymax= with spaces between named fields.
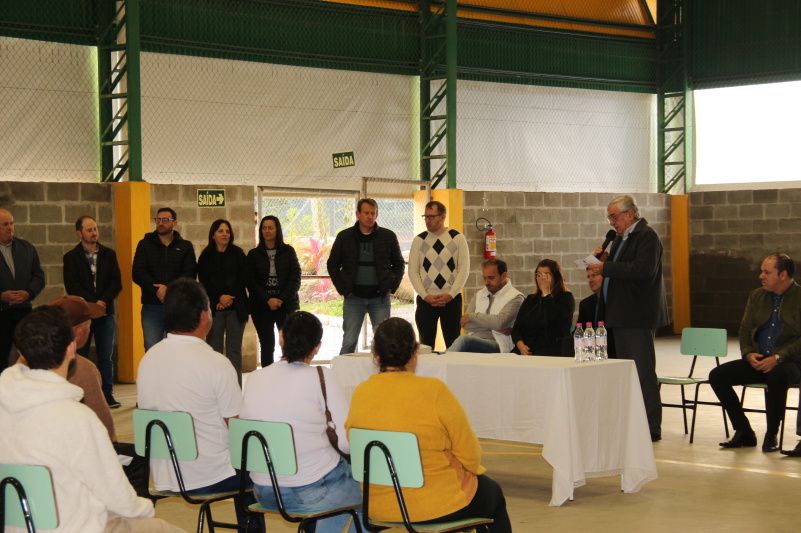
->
xmin=323 ymin=1 xmax=656 ymax=39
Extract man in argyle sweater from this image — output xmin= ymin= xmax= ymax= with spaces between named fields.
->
xmin=409 ymin=200 xmax=470 ymax=349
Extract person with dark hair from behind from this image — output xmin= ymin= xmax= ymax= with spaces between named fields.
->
xmin=512 ymin=259 xmax=575 ymax=356
xmin=347 ymin=317 xmax=512 ymax=532
xmin=132 ymin=207 xmax=197 ymax=350
xmin=241 ymin=311 xmax=362 ymax=532
xmin=0 ymin=306 xmax=183 ymax=532
xmin=137 ymin=279 xmax=264 ymax=532
xmin=198 ymin=219 xmax=249 ymax=383
xmin=247 ymin=215 xmax=301 ymax=367
xmin=710 ymin=253 xmax=801 ymax=454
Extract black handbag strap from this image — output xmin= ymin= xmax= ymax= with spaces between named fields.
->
xmin=316 ymin=366 xmax=350 ymax=462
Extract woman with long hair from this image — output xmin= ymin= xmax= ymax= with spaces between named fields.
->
xmin=346 ymin=317 xmax=512 ymax=532
xmin=512 ymin=258 xmax=575 ymax=356
xmin=240 ymin=311 xmax=361 ymax=532
xmin=247 ymin=215 xmax=301 ymax=367
xmin=197 ymin=219 xmax=248 ymax=382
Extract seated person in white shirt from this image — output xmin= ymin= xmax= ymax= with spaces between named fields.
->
xmin=448 ymin=259 xmax=525 ymax=353
xmin=137 ymin=279 xmax=264 ymax=532
xmin=240 ymin=311 xmax=361 ymax=533
xmin=0 ymin=306 xmax=182 ymax=533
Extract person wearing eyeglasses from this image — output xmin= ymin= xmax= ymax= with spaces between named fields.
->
xmin=586 ymin=195 xmax=668 ymax=443
xmin=409 ymin=200 xmax=469 ymax=350
xmin=132 ymin=207 xmax=197 ymax=350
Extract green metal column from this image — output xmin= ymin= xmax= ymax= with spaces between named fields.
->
xmin=126 ymin=0 xmax=142 ymax=182
xmin=97 ymin=0 xmax=142 ymax=182
xmin=419 ymin=0 xmax=455 ymax=189
xmin=657 ymin=0 xmax=692 ymax=193
xmin=445 ymin=0 xmax=456 ymax=189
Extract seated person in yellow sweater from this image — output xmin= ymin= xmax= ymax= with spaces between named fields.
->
xmin=346 ymin=317 xmax=512 ymax=532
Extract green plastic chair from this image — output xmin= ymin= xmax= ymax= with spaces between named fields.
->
xmin=349 ymin=428 xmax=493 ymax=533
xmin=133 ymin=409 xmax=238 ymax=533
xmin=229 ymin=418 xmax=362 ymax=533
xmin=658 ymin=327 xmax=730 ymax=443
xmin=1 ymin=464 xmax=58 ymax=532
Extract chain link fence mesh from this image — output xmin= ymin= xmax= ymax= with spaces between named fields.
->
xmin=0 ymin=36 xmax=98 ymax=183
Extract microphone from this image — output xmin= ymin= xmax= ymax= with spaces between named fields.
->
xmin=595 ymin=229 xmax=617 ymax=259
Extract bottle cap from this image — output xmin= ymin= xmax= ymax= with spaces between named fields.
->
xmin=598 ymin=321 xmax=605 ymax=326
xmin=586 ymin=322 xmax=592 ymax=327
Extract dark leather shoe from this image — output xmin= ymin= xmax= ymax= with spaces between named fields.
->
xmin=650 ymin=432 xmax=661 ymax=442
xmin=780 ymin=440 xmax=801 ymax=457
xmin=719 ymin=430 xmax=757 ymax=448
xmin=762 ymin=433 xmax=780 ymax=453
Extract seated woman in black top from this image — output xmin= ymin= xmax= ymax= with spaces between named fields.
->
xmin=512 ymin=259 xmax=575 ymax=356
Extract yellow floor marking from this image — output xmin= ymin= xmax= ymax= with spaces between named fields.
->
xmin=657 ymin=458 xmax=801 ymax=479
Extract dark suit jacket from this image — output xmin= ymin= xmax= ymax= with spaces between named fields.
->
xmin=601 ymin=218 xmax=669 ymax=330
xmin=0 ymin=237 xmax=45 ymax=311
xmin=577 ymin=293 xmax=602 ymax=327
xmin=63 ymin=243 xmax=122 ymax=316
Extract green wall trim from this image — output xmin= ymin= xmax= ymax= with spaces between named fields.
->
xmin=0 ymin=0 xmax=95 ymax=45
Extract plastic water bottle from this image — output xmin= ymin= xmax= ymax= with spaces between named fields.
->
xmin=583 ymin=322 xmax=596 ymax=362
xmin=595 ymin=321 xmax=608 ymax=360
xmin=573 ymin=323 xmax=584 ymax=362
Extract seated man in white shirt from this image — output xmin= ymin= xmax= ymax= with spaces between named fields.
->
xmin=137 ymin=278 xmax=264 ymax=532
xmin=448 ymin=259 xmax=525 ymax=353
xmin=0 ymin=306 xmax=181 ymax=533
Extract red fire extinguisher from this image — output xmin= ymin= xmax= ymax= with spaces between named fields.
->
xmin=484 ymin=224 xmax=497 ymax=259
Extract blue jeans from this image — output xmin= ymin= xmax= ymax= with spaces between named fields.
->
xmin=341 ymin=295 xmax=391 ymax=354
xmin=253 ymin=458 xmax=361 ymax=533
xmin=141 ymin=304 xmax=166 ymax=351
xmin=447 ymin=335 xmax=501 ymax=353
xmin=77 ymin=314 xmax=116 ymax=397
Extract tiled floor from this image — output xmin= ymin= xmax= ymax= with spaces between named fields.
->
xmin=112 ymin=336 xmax=801 ymax=532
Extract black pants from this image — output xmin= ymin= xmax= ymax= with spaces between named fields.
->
xmin=0 ymin=307 xmax=30 ymax=373
xmin=114 ymin=442 xmax=150 ymax=499
xmin=419 ymin=474 xmax=511 ymax=533
xmin=709 ymin=358 xmax=801 ymax=435
xmin=415 ymin=294 xmax=462 ymax=350
xmin=251 ymin=309 xmax=289 ymax=367
xmin=609 ymin=327 xmax=662 ymax=435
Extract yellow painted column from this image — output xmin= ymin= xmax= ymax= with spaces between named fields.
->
xmin=113 ymin=182 xmax=150 ymax=382
xmin=671 ymin=194 xmax=691 ymax=333
xmin=412 ymin=189 xmax=465 ymax=351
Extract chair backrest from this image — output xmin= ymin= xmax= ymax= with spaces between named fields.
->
xmin=133 ymin=409 xmax=198 ymax=461
xmin=0 ymin=464 xmax=58 ymax=530
xmin=228 ymin=419 xmax=297 ymax=476
xmin=349 ymin=428 xmax=424 ymax=488
xmin=681 ymin=327 xmax=728 ymax=358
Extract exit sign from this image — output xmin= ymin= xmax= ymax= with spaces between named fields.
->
xmin=332 ymin=151 xmax=355 ymax=168
xmin=197 ymin=189 xmax=225 ymax=207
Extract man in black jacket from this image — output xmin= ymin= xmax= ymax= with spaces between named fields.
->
xmin=577 ymin=266 xmax=604 ymax=328
xmin=132 ymin=207 xmax=197 ymax=350
xmin=63 ymin=215 xmax=123 ymax=407
xmin=327 ymin=198 xmax=405 ymax=354
xmin=588 ymin=195 xmax=669 ymax=442
xmin=0 ymin=208 xmax=45 ymax=372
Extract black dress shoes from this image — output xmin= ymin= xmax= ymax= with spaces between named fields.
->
xmin=762 ymin=433 xmax=780 ymax=453
xmin=780 ymin=440 xmax=801 ymax=457
xmin=719 ymin=430 xmax=757 ymax=448
xmin=650 ymin=432 xmax=662 ymax=442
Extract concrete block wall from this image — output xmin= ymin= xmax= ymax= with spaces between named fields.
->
xmin=689 ymin=188 xmax=801 ymax=334
xmin=0 ymin=181 xmax=115 ymax=306
xmin=462 ymin=191 xmax=673 ymax=329
xmin=149 ymin=184 xmax=260 ymax=370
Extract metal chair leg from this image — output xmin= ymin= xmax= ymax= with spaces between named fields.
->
xmin=680 ymin=385 xmax=688 ymax=434
xmin=197 ymin=502 xmax=207 ymax=533
xmin=689 ymin=384 xmax=700 ymax=443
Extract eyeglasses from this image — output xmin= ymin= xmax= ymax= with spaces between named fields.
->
xmin=154 ymin=217 xmax=175 ymax=223
xmin=606 ymin=210 xmax=628 ymax=223
xmin=422 ymin=214 xmax=444 ymax=220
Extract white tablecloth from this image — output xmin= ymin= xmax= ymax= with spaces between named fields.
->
xmin=331 ymin=352 xmax=657 ymax=506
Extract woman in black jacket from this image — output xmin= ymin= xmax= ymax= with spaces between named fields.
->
xmin=512 ymin=258 xmax=575 ymax=356
xmin=247 ymin=215 xmax=301 ymax=367
xmin=197 ymin=219 xmax=249 ymax=383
